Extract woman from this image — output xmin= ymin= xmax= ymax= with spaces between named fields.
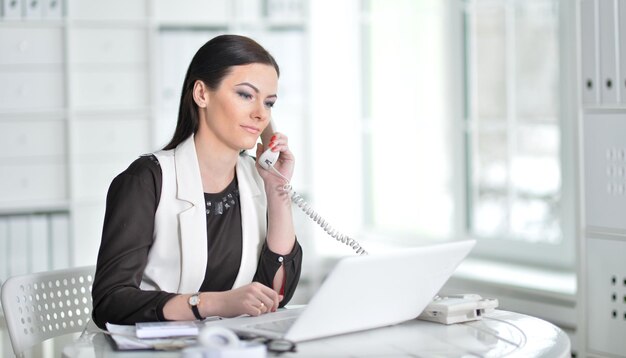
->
xmin=91 ymin=34 xmax=302 ymax=329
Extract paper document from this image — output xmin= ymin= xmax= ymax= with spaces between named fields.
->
xmin=105 ymin=323 xmax=196 ymax=350
xmin=104 ymin=317 xmax=224 ymax=350
xmin=136 ymin=320 xmax=199 ymax=338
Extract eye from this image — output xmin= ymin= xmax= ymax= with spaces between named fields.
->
xmin=265 ymin=101 xmax=276 ymax=109
xmin=237 ymin=91 xmax=253 ymax=100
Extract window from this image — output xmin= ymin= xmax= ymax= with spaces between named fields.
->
xmin=463 ymin=0 xmax=575 ymax=268
xmin=360 ymin=0 xmax=456 ymax=240
xmin=354 ymin=0 xmax=575 ymax=268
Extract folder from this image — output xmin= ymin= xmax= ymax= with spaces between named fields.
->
xmin=23 ymin=0 xmax=42 ymax=19
xmin=42 ymin=0 xmax=62 ymax=19
xmin=2 ymin=0 xmax=23 ymax=19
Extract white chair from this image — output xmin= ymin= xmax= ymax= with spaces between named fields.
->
xmin=1 ymin=266 xmax=95 ymax=357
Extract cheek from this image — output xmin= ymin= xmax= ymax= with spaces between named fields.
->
xmin=217 ymin=97 xmax=245 ymax=120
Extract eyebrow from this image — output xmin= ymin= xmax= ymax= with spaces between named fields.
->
xmin=236 ymin=82 xmax=277 ymax=99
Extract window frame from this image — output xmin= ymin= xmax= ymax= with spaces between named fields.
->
xmin=459 ymin=0 xmax=577 ymax=270
xmin=355 ymin=0 xmax=577 ymax=270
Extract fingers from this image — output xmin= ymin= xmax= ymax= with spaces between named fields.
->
xmin=267 ymin=132 xmax=289 ymax=153
xmin=245 ymin=282 xmax=280 ymax=316
xmin=257 ymin=283 xmax=280 ymax=312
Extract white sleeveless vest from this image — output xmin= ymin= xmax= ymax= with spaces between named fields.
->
xmin=139 ymin=134 xmax=267 ymax=294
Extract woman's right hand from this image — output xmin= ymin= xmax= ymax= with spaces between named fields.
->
xmin=204 ymin=282 xmax=283 ymax=317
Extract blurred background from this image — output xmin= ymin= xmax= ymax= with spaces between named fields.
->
xmin=0 ymin=0 xmax=585 ymax=355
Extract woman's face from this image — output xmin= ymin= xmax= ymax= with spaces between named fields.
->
xmin=203 ymin=63 xmax=278 ymax=151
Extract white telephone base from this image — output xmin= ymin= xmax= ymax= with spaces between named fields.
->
xmin=417 ymin=294 xmax=499 ymax=325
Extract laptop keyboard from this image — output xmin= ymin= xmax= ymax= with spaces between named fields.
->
xmin=248 ymin=317 xmax=297 ymax=333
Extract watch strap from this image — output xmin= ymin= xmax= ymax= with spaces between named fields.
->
xmin=189 ymin=293 xmax=203 ymax=320
xmin=191 ymin=304 xmax=203 ymax=320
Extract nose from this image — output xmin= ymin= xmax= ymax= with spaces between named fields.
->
xmin=252 ymin=100 xmax=269 ymax=122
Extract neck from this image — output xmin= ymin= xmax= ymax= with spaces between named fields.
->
xmin=194 ymin=127 xmax=238 ymax=193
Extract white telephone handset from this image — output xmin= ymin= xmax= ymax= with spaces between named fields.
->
xmin=258 ymin=120 xmax=280 ymax=170
xmin=258 ymin=120 xmax=367 ymax=255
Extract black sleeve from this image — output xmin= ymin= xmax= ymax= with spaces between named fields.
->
xmin=253 ymin=240 xmax=303 ymax=307
xmin=91 ymin=155 xmax=177 ymax=330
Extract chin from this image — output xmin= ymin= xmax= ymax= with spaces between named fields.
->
xmin=241 ymin=141 xmax=258 ymax=151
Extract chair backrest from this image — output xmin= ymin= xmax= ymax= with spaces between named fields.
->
xmin=0 ymin=266 xmax=95 ymax=357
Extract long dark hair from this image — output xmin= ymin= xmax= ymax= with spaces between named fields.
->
xmin=163 ymin=34 xmax=280 ymax=150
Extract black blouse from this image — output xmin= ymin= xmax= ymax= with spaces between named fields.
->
xmin=91 ymin=155 xmax=302 ymax=329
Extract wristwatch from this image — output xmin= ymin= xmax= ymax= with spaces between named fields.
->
xmin=188 ymin=293 xmax=203 ymax=320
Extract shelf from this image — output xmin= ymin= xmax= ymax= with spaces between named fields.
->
xmin=0 ymin=20 xmax=64 ymax=28
xmin=67 ymin=19 xmax=148 ymax=28
xmin=156 ymin=21 xmax=230 ymax=31
xmin=0 ymin=0 xmax=311 ymax=278
xmin=0 ymin=109 xmax=67 ymax=119
xmin=69 ymin=107 xmax=151 ymax=117
xmin=0 ymin=200 xmax=69 ymax=215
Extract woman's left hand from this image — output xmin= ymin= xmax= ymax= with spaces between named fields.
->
xmin=255 ymin=132 xmax=295 ymax=187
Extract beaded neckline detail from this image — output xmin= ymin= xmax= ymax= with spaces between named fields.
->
xmin=204 ymin=178 xmax=239 ymax=216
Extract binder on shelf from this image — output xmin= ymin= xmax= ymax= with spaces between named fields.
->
xmin=42 ymin=0 xmax=62 ymax=19
xmin=0 ymin=218 xmax=8 ymax=282
xmin=266 ymin=0 xmax=303 ymax=22
xmin=8 ymin=215 xmax=28 ymax=277
xmin=2 ymin=0 xmax=23 ymax=19
xmin=617 ymin=0 xmax=626 ymax=105
xmin=23 ymin=0 xmax=42 ymax=19
xmin=598 ymin=0 xmax=618 ymax=104
xmin=236 ymin=0 xmax=261 ymax=23
xmin=29 ymin=214 xmax=50 ymax=273
xmin=580 ymin=0 xmax=599 ymax=106
xmin=50 ymin=213 xmax=70 ymax=270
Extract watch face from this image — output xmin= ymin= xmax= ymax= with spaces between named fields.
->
xmin=189 ymin=294 xmax=200 ymax=306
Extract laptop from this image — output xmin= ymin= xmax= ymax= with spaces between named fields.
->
xmin=208 ymin=239 xmax=475 ymax=342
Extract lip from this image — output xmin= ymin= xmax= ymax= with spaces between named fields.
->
xmin=241 ymin=125 xmax=261 ymax=134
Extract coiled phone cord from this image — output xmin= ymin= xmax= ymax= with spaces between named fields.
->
xmin=268 ymin=166 xmax=368 ymax=256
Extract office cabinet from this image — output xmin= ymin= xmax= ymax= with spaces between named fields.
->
xmin=583 ymin=112 xmax=626 ymax=231
xmin=580 ymin=0 xmax=626 ymax=108
xmin=70 ymin=70 xmax=148 ymax=110
xmin=0 ymin=71 xmax=65 ymax=111
xmin=65 ymin=3 xmax=151 ymax=266
xmin=0 ymin=119 xmax=65 ymax=158
xmin=70 ymin=204 xmax=104 ymax=267
xmin=0 ymin=162 xmax=66 ymax=204
xmin=73 ymin=116 xmax=149 ymax=157
xmin=157 ymin=30 xmax=219 ymax=111
xmin=0 ymin=27 xmax=63 ymax=65
xmin=579 ymin=1 xmax=626 ymax=357
xmin=153 ymin=0 xmax=229 ymax=24
xmin=72 ymin=159 xmax=138 ymax=202
xmin=68 ymin=28 xmax=147 ymax=65
xmin=0 ymin=0 xmax=308 ymax=278
xmin=66 ymin=0 xmax=147 ymax=21
xmin=0 ymin=20 xmax=67 ymax=210
xmin=0 ymin=213 xmax=69 ymax=284
xmin=586 ymin=236 xmax=626 ymax=356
